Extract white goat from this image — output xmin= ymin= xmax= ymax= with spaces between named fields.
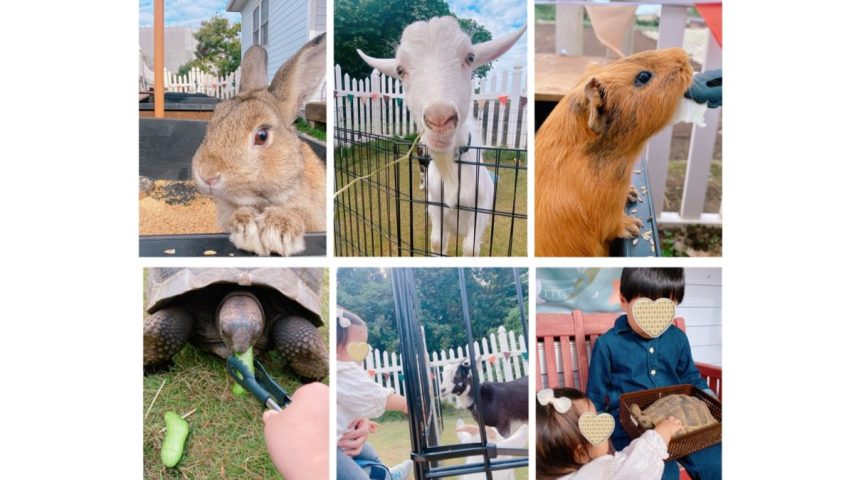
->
xmin=455 ymin=419 xmax=528 ymax=480
xmin=359 ymin=17 xmax=526 ymax=256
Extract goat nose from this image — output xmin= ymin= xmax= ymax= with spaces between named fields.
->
xmin=423 ymin=104 xmax=459 ymax=130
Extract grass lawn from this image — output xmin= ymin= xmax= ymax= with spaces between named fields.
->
xmin=334 ymin=139 xmax=527 ymax=257
xmin=295 ymin=118 xmax=326 ymax=141
xmin=367 ymin=406 xmax=528 ymax=480
xmin=142 ymin=271 xmax=329 ymax=479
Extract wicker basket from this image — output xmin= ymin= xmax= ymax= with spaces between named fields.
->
xmin=619 ymin=385 xmax=721 ymax=461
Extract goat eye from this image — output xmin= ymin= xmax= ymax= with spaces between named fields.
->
xmin=465 ymin=53 xmax=475 ymax=65
xmin=396 ymin=66 xmax=405 ymax=77
xmin=635 ymin=71 xmax=653 ymax=86
xmin=254 ymin=128 xmax=269 ymax=145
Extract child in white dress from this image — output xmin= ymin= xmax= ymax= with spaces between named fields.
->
xmin=336 ymin=308 xmax=412 ymax=480
xmin=536 ymin=387 xmax=683 ymax=480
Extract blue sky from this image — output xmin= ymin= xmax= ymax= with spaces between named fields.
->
xmin=139 ymin=0 xmax=240 ymax=28
xmin=447 ymin=0 xmax=527 ymax=72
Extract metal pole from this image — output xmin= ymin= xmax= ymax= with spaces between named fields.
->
xmin=392 ymin=269 xmax=437 ymax=480
xmin=153 ymin=0 xmax=165 ymax=118
xmin=458 ymin=268 xmax=493 ymax=480
xmin=512 ymin=268 xmax=528 ymax=344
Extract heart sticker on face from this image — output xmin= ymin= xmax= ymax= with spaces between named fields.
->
xmin=632 ymin=298 xmax=676 ymax=338
xmin=347 ymin=342 xmax=370 ymax=362
xmin=578 ymin=412 xmax=614 ymax=446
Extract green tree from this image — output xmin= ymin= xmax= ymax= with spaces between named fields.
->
xmin=334 ymin=0 xmax=495 ymax=79
xmin=178 ymin=15 xmax=241 ymax=77
xmin=337 ymin=268 xmax=528 ymax=354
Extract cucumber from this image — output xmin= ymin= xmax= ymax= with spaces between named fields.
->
xmin=232 ymin=347 xmax=254 ymax=396
xmin=161 ymin=411 xmax=189 ymax=468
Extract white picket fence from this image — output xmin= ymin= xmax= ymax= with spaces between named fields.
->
xmin=159 ymin=66 xmax=241 ymax=99
xmin=362 ymin=326 xmax=528 ymax=396
xmin=335 ymin=65 xmax=528 ymax=149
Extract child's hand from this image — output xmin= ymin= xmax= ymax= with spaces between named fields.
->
xmin=349 ymin=417 xmax=380 ymax=435
xmin=262 ymin=383 xmax=329 ymax=480
xmin=654 ymin=416 xmax=684 ymax=444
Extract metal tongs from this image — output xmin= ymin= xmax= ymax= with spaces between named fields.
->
xmin=685 ymin=68 xmax=722 ymax=108
xmin=226 ymin=355 xmax=292 ymax=412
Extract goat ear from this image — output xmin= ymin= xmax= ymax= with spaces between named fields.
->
xmin=470 ymin=25 xmax=527 ymax=69
xmin=357 ymin=49 xmax=400 ymax=79
xmin=268 ymin=33 xmax=326 ymax=123
xmin=239 ymin=45 xmax=268 ymax=93
xmin=583 ymin=77 xmax=608 ymax=135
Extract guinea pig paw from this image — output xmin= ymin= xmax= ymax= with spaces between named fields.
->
xmin=617 ymin=215 xmax=644 ymax=239
xmin=228 ymin=208 xmax=268 ymax=255
xmin=257 ymin=210 xmax=307 ymax=257
xmin=626 ymin=185 xmax=640 ymax=204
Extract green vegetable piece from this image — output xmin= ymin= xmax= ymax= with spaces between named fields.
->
xmin=161 ymin=411 xmax=189 ymax=468
xmin=232 ymin=347 xmax=255 ymax=396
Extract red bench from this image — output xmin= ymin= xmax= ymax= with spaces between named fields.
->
xmin=536 ymin=311 xmax=723 ymax=480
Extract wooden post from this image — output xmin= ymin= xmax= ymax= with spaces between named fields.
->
xmin=154 ymin=0 xmax=164 ymax=118
xmin=555 ymin=4 xmax=584 ymax=56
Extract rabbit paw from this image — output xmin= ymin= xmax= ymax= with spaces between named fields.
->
xmin=228 ymin=207 xmax=267 ymax=255
xmin=627 ymin=185 xmax=640 ymax=203
xmin=257 ymin=208 xmax=307 ymax=256
xmin=617 ymin=215 xmax=643 ymax=239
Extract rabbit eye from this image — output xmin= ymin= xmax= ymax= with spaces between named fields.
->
xmin=396 ymin=66 xmax=405 ymax=78
xmin=465 ymin=53 xmax=475 ymax=65
xmin=635 ymin=71 xmax=653 ymax=86
xmin=254 ymin=128 xmax=269 ymax=146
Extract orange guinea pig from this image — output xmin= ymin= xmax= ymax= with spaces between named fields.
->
xmin=535 ymin=48 xmax=694 ymax=257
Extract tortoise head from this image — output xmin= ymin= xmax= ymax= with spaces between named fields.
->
xmin=216 ymin=291 xmax=265 ymax=354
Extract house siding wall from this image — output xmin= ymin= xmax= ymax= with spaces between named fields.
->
xmin=239 ymin=0 xmax=310 ymax=83
xmin=677 ymin=268 xmax=722 ymax=367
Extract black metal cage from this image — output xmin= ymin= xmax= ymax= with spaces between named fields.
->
xmin=334 ymin=127 xmax=527 ymax=257
xmin=390 ymin=268 xmax=529 ymax=480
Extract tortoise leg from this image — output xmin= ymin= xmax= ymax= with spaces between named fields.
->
xmin=271 ymin=316 xmax=329 ymax=380
xmin=144 ymin=306 xmax=193 ymax=372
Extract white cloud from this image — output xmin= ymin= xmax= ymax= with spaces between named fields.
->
xmin=447 ymin=0 xmax=528 ymax=72
xmin=139 ymin=0 xmax=241 ymax=28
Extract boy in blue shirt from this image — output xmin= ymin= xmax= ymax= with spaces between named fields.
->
xmin=587 ymin=268 xmax=720 ymax=480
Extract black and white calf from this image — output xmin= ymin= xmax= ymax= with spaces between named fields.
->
xmin=440 ymin=359 xmax=528 ymax=437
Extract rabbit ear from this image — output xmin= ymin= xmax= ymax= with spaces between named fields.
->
xmin=239 ymin=45 xmax=268 ymax=93
xmin=268 ymin=33 xmax=327 ymax=123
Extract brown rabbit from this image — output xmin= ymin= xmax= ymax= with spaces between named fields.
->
xmin=192 ymin=34 xmax=326 ymax=256
xmin=535 ymin=48 xmax=693 ymax=257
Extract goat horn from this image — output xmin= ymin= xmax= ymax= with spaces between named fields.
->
xmin=356 ymin=49 xmax=400 ymax=79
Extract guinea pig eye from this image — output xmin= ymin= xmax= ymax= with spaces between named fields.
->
xmin=396 ymin=66 xmax=405 ymax=77
xmin=465 ymin=53 xmax=475 ymax=65
xmin=635 ymin=71 xmax=653 ymax=87
xmin=254 ymin=128 xmax=269 ymax=146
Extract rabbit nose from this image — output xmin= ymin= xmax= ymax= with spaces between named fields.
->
xmin=205 ymin=175 xmax=221 ymax=187
xmin=423 ymin=103 xmax=459 ymax=131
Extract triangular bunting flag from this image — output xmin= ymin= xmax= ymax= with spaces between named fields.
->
xmin=585 ymin=4 xmax=638 ymax=58
xmin=696 ymin=3 xmax=722 ymax=47
xmin=498 ymin=95 xmax=509 ymax=106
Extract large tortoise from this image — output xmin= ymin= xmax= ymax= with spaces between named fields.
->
xmin=630 ymin=394 xmax=717 ymax=437
xmin=143 ymin=268 xmax=328 ymax=379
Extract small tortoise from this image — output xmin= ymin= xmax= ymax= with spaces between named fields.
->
xmin=630 ymin=394 xmax=717 ymax=437
xmin=143 ymin=268 xmax=328 ymax=379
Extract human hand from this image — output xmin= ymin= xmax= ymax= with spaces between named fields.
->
xmin=654 ymin=416 xmax=684 ymax=444
xmin=263 ymin=382 xmax=329 ymax=480
xmin=338 ymin=417 xmax=378 ymax=456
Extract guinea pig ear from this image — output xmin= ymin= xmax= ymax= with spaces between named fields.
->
xmin=239 ymin=45 xmax=268 ymax=93
xmin=584 ymin=77 xmax=608 ymax=135
xmin=268 ymin=33 xmax=327 ymax=123
xmin=470 ymin=25 xmax=527 ymax=69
